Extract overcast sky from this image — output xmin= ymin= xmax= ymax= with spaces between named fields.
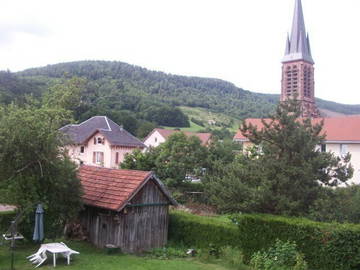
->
xmin=1 ymin=0 xmax=359 ymax=104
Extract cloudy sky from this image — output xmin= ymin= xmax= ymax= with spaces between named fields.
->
xmin=1 ymin=0 xmax=359 ymax=104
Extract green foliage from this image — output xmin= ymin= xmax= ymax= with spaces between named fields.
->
xmin=168 ymin=211 xmax=240 ymax=249
xmin=43 ymin=76 xmax=87 ymax=114
xmin=231 ymin=213 xmax=360 ymax=270
xmin=122 ymin=133 xmax=208 ymax=189
xmin=309 ymin=185 xmax=360 ymax=223
xmin=219 ymin=246 xmax=250 ymax=270
xmin=0 ymin=103 xmax=82 ymax=240
xmin=141 ymin=105 xmax=190 ymax=127
xmin=147 ymin=246 xmax=188 ymax=259
xmin=205 ymin=99 xmax=353 ymax=216
xmin=0 ymin=211 xmax=15 ymax=233
xmin=250 ymin=239 xmax=308 ymax=270
xmin=191 ymin=117 xmax=205 ymax=127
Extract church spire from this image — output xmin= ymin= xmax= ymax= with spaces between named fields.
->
xmin=282 ymin=0 xmax=314 ymax=64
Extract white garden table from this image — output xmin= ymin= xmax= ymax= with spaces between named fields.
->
xmin=27 ymin=242 xmax=79 ymax=268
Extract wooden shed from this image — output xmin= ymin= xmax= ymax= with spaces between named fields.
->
xmin=78 ymin=165 xmax=177 ymax=253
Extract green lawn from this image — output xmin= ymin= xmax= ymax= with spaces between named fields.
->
xmin=0 ymin=240 xmax=230 ymax=270
xmin=179 ymin=106 xmax=241 ymax=133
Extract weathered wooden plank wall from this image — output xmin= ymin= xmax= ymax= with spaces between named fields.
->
xmin=80 ymin=178 xmax=170 ymax=253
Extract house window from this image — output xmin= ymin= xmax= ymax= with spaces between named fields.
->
xmin=321 ymin=144 xmax=326 ymax=153
xmin=80 ymin=146 xmax=85 ymax=153
xmin=340 ymin=144 xmax=348 ymax=157
xmin=93 ymin=151 xmax=104 ymax=165
xmin=94 ymin=137 xmax=105 ymax=145
xmin=155 ymin=137 xmax=157 ymax=143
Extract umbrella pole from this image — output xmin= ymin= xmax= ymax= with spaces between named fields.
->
xmin=10 ymin=221 xmax=15 ymax=270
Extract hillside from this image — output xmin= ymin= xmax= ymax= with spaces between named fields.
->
xmin=17 ymin=61 xmax=360 ymax=118
xmin=0 ymin=60 xmax=359 ymax=138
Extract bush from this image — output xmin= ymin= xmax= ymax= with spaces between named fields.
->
xmin=250 ymin=239 xmax=308 ymax=270
xmin=169 ymin=211 xmax=240 ymax=248
xmin=0 ymin=211 xmax=15 ymax=232
xmin=190 ymin=117 xmax=205 ymax=127
xmin=232 ymin=214 xmax=360 ymax=270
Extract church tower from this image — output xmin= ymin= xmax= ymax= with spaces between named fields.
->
xmin=281 ymin=0 xmax=320 ymax=117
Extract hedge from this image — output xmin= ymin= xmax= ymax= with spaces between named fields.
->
xmin=169 ymin=211 xmax=360 ymax=270
xmin=168 ymin=210 xmax=240 ymax=248
xmin=232 ymin=214 xmax=360 ymax=270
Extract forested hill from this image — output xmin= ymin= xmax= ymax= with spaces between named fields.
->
xmin=18 ymin=60 xmax=360 ymax=117
xmin=18 ymin=61 xmax=278 ymax=119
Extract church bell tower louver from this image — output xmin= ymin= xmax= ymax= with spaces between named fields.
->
xmin=281 ymin=0 xmax=320 ymax=117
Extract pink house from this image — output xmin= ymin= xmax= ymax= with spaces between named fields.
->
xmin=60 ymin=116 xmax=145 ymax=168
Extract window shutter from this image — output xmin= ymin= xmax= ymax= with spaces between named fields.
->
xmin=94 ymin=137 xmax=96 ymax=144
xmin=115 ymin=152 xmax=119 ymax=164
xmin=101 ymin=152 xmax=104 ymax=163
xmin=93 ymin=152 xmax=96 ymax=163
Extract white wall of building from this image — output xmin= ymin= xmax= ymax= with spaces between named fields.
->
xmin=144 ymin=130 xmax=166 ymax=148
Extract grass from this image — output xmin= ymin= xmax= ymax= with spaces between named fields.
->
xmin=179 ymin=106 xmax=241 ymax=133
xmin=0 ymin=240 xmax=232 ymax=270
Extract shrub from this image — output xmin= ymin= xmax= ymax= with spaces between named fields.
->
xmin=232 ymin=214 xmax=360 ymax=270
xmin=190 ymin=117 xmax=205 ymax=127
xmin=0 ymin=211 xmax=15 ymax=233
xmin=220 ymin=246 xmax=250 ymax=270
xmin=168 ymin=211 xmax=240 ymax=248
xmin=250 ymin=239 xmax=308 ymax=270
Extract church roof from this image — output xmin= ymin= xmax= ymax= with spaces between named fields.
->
xmin=282 ymin=0 xmax=314 ymax=64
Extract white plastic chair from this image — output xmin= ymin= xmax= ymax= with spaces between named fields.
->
xmin=27 ymin=246 xmax=48 ymax=268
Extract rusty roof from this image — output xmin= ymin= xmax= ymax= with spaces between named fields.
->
xmin=78 ymin=165 xmax=176 ymax=211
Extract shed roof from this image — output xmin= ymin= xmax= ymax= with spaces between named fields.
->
xmin=233 ymin=116 xmax=360 ymax=143
xmin=60 ymin=116 xmax=145 ymax=148
xmin=78 ymin=165 xmax=176 ymax=211
xmin=145 ymin=128 xmax=212 ymax=145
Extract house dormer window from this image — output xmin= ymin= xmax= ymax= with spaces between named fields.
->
xmin=94 ymin=137 xmax=105 ymax=145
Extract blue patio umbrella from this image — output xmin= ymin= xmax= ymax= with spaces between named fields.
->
xmin=32 ymin=204 xmax=44 ymax=242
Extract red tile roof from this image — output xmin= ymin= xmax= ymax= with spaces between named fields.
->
xmin=234 ymin=116 xmax=360 ymax=142
xmin=150 ymin=128 xmax=212 ymax=145
xmin=78 ymin=165 xmax=153 ymax=211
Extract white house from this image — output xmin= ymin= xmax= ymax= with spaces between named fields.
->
xmin=60 ymin=116 xmax=145 ymax=168
xmin=143 ymin=128 xmax=212 ymax=148
xmin=233 ymin=116 xmax=360 ymax=184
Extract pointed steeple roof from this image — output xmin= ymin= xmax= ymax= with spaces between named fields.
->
xmin=282 ymin=0 xmax=314 ymax=64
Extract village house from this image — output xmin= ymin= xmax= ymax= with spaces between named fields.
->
xmin=60 ymin=116 xmax=145 ymax=168
xmin=233 ymin=116 xmax=360 ymax=184
xmin=78 ymin=165 xmax=177 ymax=253
xmin=144 ymin=128 xmax=212 ymax=148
